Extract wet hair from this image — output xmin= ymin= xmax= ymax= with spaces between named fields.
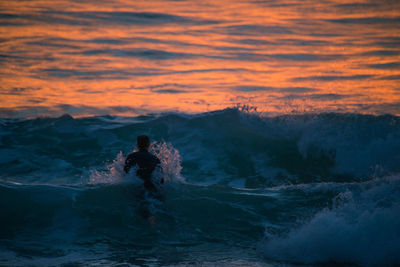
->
xmin=137 ymin=135 xmax=150 ymax=150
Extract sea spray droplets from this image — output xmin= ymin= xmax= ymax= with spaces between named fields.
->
xmin=88 ymin=151 xmax=127 ymax=184
xmin=87 ymin=142 xmax=183 ymax=185
xmin=150 ymin=141 xmax=184 ymax=183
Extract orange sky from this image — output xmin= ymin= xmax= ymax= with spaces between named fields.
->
xmin=1 ymin=0 xmax=399 ymax=117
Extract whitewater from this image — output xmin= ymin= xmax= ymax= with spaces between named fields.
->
xmin=1 ymin=108 xmax=399 ymax=266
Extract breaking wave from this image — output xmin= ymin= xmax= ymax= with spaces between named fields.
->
xmin=1 ymin=108 xmax=399 ymax=266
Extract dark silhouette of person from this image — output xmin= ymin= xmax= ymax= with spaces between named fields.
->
xmin=124 ymin=135 xmax=163 ymax=192
xmin=124 ymin=135 xmax=163 ymax=225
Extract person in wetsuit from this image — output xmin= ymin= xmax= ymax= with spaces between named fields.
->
xmin=124 ymin=135 xmax=163 ymax=225
xmin=124 ymin=135 xmax=163 ymax=192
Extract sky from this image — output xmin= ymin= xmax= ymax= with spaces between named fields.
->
xmin=1 ymin=0 xmax=400 ymax=117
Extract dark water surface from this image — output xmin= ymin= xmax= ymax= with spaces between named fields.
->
xmin=1 ymin=109 xmax=400 ymax=266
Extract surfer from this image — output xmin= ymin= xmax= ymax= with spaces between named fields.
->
xmin=124 ymin=134 xmax=163 ymax=192
xmin=124 ymin=135 xmax=163 ymax=225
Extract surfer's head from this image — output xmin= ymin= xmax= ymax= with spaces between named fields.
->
xmin=137 ymin=135 xmax=150 ymax=151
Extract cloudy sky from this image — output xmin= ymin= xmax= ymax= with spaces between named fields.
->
xmin=1 ymin=0 xmax=399 ymax=117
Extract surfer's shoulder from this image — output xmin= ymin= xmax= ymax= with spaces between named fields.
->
xmin=125 ymin=151 xmax=142 ymax=164
xmin=150 ymin=153 xmax=160 ymax=164
xmin=126 ymin=151 xmax=159 ymax=165
xmin=126 ymin=151 xmax=137 ymax=159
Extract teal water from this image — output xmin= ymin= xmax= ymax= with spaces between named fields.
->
xmin=1 ymin=109 xmax=400 ymax=266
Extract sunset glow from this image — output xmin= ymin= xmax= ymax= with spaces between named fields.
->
xmin=1 ymin=0 xmax=399 ymax=117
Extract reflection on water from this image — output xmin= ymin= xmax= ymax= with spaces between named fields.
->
xmin=1 ymin=0 xmax=399 ymax=117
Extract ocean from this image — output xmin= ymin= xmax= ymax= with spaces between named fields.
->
xmin=1 ymin=108 xmax=399 ymax=266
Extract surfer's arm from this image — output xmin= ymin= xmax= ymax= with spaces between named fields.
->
xmin=124 ymin=154 xmax=136 ymax=173
xmin=155 ymin=158 xmax=164 ymax=184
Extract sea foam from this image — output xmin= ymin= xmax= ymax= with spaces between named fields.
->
xmin=261 ymin=175 xmax=400 ymax=266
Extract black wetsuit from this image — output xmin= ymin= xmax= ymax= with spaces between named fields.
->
xmin=124 ymin=149 xmax=161 ymax=192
